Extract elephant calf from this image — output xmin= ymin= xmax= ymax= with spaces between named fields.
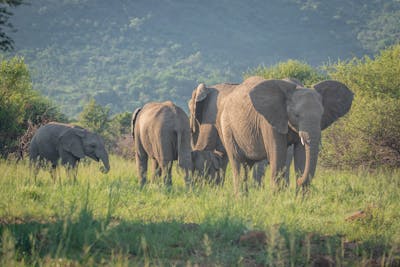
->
xmin=191 ymin=149 xmax=227 ymax=185
xmin=131 ymin=101 xmax=192 ymax=187
xmin=29 ymin=122 xmax=110 ymax=182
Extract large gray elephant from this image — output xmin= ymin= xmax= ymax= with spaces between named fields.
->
xmin=190 ymin=76 xmax=353 ymax=195
xmin=188 ymin=82 xmax=282 ymax=187
xmin=131 ymin=101 xmax=192 ymax=187
xmin=29 ymin=122 xmax=110 ymax=182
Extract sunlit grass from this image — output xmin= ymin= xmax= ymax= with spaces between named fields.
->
xmin=0 ymin=156 xmax=399 ymax=266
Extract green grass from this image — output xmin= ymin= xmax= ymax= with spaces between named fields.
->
xmin=0 ymin=156 xmax=399 ymax=266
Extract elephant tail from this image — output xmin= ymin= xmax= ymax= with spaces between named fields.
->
xmin=131 ymin=108 xmax=142 ymax=139
xmin=177 ymin=130 xmax=192 ymax=171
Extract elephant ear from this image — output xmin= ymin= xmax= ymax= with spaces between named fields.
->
xmin=211 ymin=150 xmax=223 ymax=169
xmin=194 ymin=83 xmax=209 ymax=102
xmin=282 ymin=77 xmax=304 ymax=88
xmin=131 ymin=107 xmax=142 ymax=138
xmin=60 ymin=128 xmax=85 ymax=158
xmin=313 ymin=80 xmax=354 ymax=130
xmin=249 ymin=78 xmax=297 ymax=134
xmin=190 ymin=83 xmax=210 ymax=132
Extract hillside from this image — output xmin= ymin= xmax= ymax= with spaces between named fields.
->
xmin=8 ymin=0 xmax=400 ymax=117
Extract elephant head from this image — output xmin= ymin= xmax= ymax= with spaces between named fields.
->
xmin=191 ymin=149 xmax=225 ymax=183
xmin=60 ymin=127 xmax=110 ymax=173
xmin=189 ymin=82 xmax=236 ymax=151
xmin=249 ymin=78 xmax=353 ymax=187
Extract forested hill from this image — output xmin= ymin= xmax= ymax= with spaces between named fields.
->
xmin=8 ymin=0 xmax=400 ymax=117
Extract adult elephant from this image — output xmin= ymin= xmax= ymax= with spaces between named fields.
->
xmin=190 ymin=76 xmax=353 ymax=195
xmin=188 ymin=82 xmax=288 ymax=186
xmin=29 ymin=122 xmax=110 ymax=182
xmin=131 ymin=101 xmax=192 ymax=188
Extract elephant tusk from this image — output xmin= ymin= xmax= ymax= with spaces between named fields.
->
xmin=301 ymin=137 xmax=304 ymax=146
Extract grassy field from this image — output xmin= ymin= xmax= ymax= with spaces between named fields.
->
xmin=0 ymin=156 xmax=399 ymax=266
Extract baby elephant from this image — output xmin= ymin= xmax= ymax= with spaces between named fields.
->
xmin=29 ymin=122 xmax=110 ymax=182
xmin=131 ymin=101 xmax=192 ymax=187
xmin=191 ymin=150 xmax=227 ymax=185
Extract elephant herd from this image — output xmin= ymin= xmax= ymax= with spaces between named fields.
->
xmin=29 ymin=76 xmax=354 ymax=195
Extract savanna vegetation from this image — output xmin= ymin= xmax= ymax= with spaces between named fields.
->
xmin=7 ymin=0 xmax=400 ymax=117
xmin=0 ymin=44 xmax=399 ymax=266
xmin=1 ymin=1 xmax=400 ymax=265
xmin=1 ymin=157 xmax=399 ymax=266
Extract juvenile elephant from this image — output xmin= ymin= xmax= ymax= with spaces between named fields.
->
xmin=131 ymin=101 xmax=192 ymax=187
xmin=190 ymin=77 xmax=353 ymax=195
xmin=29 ymin=122 xmax=110 ymax=182
xmin=191 ymin=149 xmax=227 ymax=185
xmin=251 ymin=145 xmax=294 ymax=186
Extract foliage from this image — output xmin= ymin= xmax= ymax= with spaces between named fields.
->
xmin=292 ymin=0 xmax=400 ymax=53
xmin=0 ymin=0 xmax=24 ymax=51
xmin=78 ymin=101 xmax=134 ymax=157
xmin=9 ymin=0 xmax=400 ymax=117
xmin=320 ymin=45 xmax=400 ymax=168
xmin=245 ymin=59 xmax=326 ymax=87
xmin=0 ymin=56 xmax=64 ymax=156
xmin=78 ymin=98 xmax=110 ymax=136
xmin=0 ymin=158 xmax=399 ymax=265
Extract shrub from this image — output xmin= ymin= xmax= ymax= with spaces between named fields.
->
xmin=0 ymin=56 xmax=64 ymax=157
xmin=78 ymin=98 xmax=111 ymax=136
xmin=320 ymin=45 xmax=400 ymax=168
xmin=244 ymin=59 xmax=326 ymax=87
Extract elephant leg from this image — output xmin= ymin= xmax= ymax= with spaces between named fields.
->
xmin=183 ymin=168 xmax=191 ymax=189
xmin=161 ymin=161 xmax=173 ymax=187
xmin=252 ymin=161 xmax=266 ymax=187
xmin=60 ymin=152 xmax=78 ymax=184
xmin=266 ymin=133 xmax=288 ymax=189
xmin=284 ymin=145 xmax=294 ymax=184
xmin=136 ymin=149 xmax=148 ymax=188
xmin=293 ymin=143 xmax=305 ymax=178
xmin=228 ymin=156 xmax=241 ymax=197
xmin=66 ymin=165 xmax=78 ymax=184
xmin=243 ymin=164 xmax=249 ymax=193
xmin=29 ymin=160 xmax=40 ymax=183
xmin=49 ymin=166 xmax=58 ymax=184
xmin=150 ymin=159 xmax=161 ymax=182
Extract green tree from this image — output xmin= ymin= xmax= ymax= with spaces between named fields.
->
xmin=0 ymin=0 xmax=24 ymax=51
xmin=78 ymin=98 xmax=110 ymax=135
xmin=320 ymin=45 xmax=400 ymax=168
xmin=0 ymin=56 xmax=64 ymax=156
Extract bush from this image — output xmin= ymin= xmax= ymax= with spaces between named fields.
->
xmin=78 ymin=98 xmax=111 ymax=135
xmin=320 ymin=45 xmax=400 ymax=168
xmin=78 ymin=101 xmax=134 ymax=157
xmin=244 ymin=59 xmax=326 ymax=87
xmin=0 ymin=56 xmax=65 ymax=157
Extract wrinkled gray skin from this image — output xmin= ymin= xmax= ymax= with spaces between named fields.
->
xmin=188 ymin=83 xmax=235 ymax=183
xmin=191 ymin=149 xmax=227 ymax=184
xmin=188 ymin=83 xmax=283 ymax=186
xmin=191 ymin=77 xmax=353 ymax=195
xmin=29 ymin=122 xmax=110 ymax=182
xmin=131 ymin=101 xmax=192 ymax=187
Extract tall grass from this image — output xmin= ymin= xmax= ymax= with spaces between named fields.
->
xmin=0 ymin=156 xmax=399 ymax=266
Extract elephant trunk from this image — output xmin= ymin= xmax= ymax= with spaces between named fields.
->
xmin=296 ymin=131 xmax=319 ymax=187
xmin=99 ymin=152 xmax=110 ymax=173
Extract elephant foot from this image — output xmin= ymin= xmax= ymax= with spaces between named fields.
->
xmin=139 ymin=177 xmax=147 ymax=189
